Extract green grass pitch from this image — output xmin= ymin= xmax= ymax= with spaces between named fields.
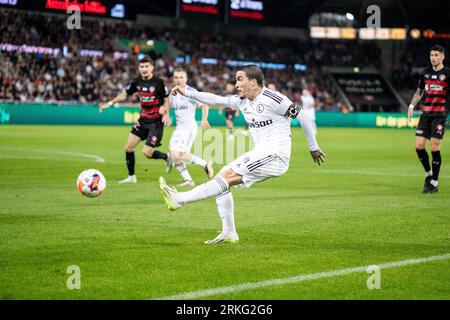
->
xmin=0 ymin=125 xmax=449 ymax=300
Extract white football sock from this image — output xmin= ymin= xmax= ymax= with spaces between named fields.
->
xmin=189 ymin=154 xmax=207 ymax=168
xmin=430 ymin=180 xmax=438 ymax=187
xmin=175 ymin=162 xmax=192 ymax=181
xmin=177 ymin=176 xmax=229 ymax=205
xmin=216 ymin=191 xmax=236 ymax=234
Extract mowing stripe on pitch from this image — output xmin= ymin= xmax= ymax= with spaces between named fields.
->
xmin=153 ymin=253 xmax=450 ymax=300
xmin=315 ymin=168 xmax=450 ymax=179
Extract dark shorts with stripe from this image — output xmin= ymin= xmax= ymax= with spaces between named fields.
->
xmin=416 ymin=115 xmax=447 ymax=140
xmin=131 ymin=118 xmax=164 ymax=147
xmin=225 ymin=109 xmax=236 ymax=120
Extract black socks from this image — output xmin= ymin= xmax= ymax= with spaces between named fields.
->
xmin=431 ymin=151 xmax=442 ymax=182
xmin=151 ymin=150 xmax=168 ymax=161
xmin=416 ymin=148 xmax=431 ymax=173
xmin=126 ymin=151 xmax=135 ymax=176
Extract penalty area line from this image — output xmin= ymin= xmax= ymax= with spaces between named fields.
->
xmin=152 ymin=253 xmax=450 ymax=300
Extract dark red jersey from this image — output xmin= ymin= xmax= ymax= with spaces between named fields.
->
xmin=126 ymin=76 xmax=169 ymax=122
xmin=418 ymin=66 xmax=450 ymax=117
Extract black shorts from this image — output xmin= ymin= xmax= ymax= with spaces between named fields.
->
xmin=416 ymin=115 xmax=447 ymax=140
xmin=130 ymin=119 xmax=164 ymax=147
xmin=225 ymin=109 xmax=236 ymax=120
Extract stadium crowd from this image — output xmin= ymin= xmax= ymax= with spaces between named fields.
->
xmin=0 ymin=9 xmax=383 ymax=110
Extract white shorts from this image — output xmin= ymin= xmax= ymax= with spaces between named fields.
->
xmin=304 ymin=108 xmax=316 ymax=122
xmin=169 ymin=125 xmax=198 ymax=153
xmin=220 ymin=149 xmax=289 ymax=188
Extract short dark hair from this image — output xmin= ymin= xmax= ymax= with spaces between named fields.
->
xmin=237 ymin=64 xmax=265 ymax=87
xmin=173 ymin=67 xmax=187 ymax=74
xmin=139 ymin=56 xmax=153 ymax=65
xmin=430 ymin=45 xmax=445 ymax=54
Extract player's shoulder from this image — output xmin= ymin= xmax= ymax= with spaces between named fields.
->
xmin=260 ymin=88 xmax=288 ymax=105
xmin=443 ymin=66 xmax=450 ymax=75
xmin=185 ymin=85 xmax=198 ymax=92
xmin=151 ymin=75 xmax=165 ymax=84
xmin=129 ymin=77 xmax=140 ymax=84
xmin=420 ymin=67 xmax=432 ymax=75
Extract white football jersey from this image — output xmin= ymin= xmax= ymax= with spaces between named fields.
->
xmin=225 ymin=88 xmax=296 ymax=160
xmin=170 ymin=85 xmax=201 ymax=128
xmin=301 ymin=95 xmax=315 ymax=111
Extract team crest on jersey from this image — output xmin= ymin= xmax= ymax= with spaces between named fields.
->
xmin=439 ymin=74 xmax=446 ymax=81
xmin=149 ymin=86 xmax=155 ymax=93
xmin=256 ymin=104 xmax=264 ymax=113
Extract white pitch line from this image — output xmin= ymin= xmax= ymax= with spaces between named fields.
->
xmin=154 ymin=253 xmax=450 ymax=300
xmin=32 ymin=149 xmax=106 ymax=163
xmin=0 ymin=148 xmax=106 ymax=163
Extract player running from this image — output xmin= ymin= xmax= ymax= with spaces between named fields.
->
xmin=408 ymin=45 xmax=449 ymax=194
xmin=99 ymin=56 xmax=171 ymax=184
xmin=301 ymin=89 xmax=317 ymax=135
xmin=167 ymin=68 xmax=214 ymax=187
xmin=160 ymin=65 xmax=325 ymax=244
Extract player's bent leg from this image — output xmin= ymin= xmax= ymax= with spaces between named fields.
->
xmin=159 ymin=169 xmax=242 ymax=210
xmin=142 ymin=145 xmax=154 ymax=158
xmin=143 ymin=145 xmax=170 ymax=171
xmin=119 ymin=133 xmax=141 ymax=184
xmin=173 ymin=150 xmax=213 ymax=179
xmin=172 ymin=153 xmax=195 ymax=186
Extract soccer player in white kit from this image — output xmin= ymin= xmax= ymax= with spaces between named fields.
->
xmin=167 ymin=69 xmax=214 ymax=187
xmin=160 ymin=65 xmax=325 ymax=244
xmin=301 ymin=89 xmax=317 ymax=135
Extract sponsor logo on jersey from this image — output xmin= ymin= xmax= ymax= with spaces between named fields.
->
xmin=432 ymin=75 xmax=437 ymax=79
xmin=428 ymin=84 xmax=444 ymax=91
xmin=439 ymin=74 xmax=446 ymax=81
xmin=142 ymin=87 xmax=148 ymax=92
xmin=425 ymin=74 xmax=430 ymax=79
xmin=247 ymin=118 xmax=273 ymax=128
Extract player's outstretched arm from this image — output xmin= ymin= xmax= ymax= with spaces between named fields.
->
xmin=161 ymin=97 xmax=172 ymax=125
xmin=201 ymin=104 xmax=211 ymax=130
xmin=297 ymin=108 xmax=325 ymax=165
xmin=99 ymin=91 xmax=128 ymax=113
xmin=407 ymin=88 xmax=424 ymax=122
xmin=171 ymin=86 xmax=238 ymax=109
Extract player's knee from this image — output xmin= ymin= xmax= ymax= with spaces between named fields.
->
xmin=218 ymin=169 xmax=242 ymax=186
xmin=430 ymin=142 xmax=441 ymax=152
xmin=415 ymin=142 xmax=425 ymax=150
xmin=143 ymin=148 xmax=154 ymax=158
xmin=125 ymin=145 xmax=135 ymax=153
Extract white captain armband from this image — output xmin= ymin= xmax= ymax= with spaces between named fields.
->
xmin=284 ymin=103 xmax=302 ymax=119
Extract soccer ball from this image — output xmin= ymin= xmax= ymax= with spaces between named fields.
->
xmin=77 ymin=169 xmax=106 ymax=198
